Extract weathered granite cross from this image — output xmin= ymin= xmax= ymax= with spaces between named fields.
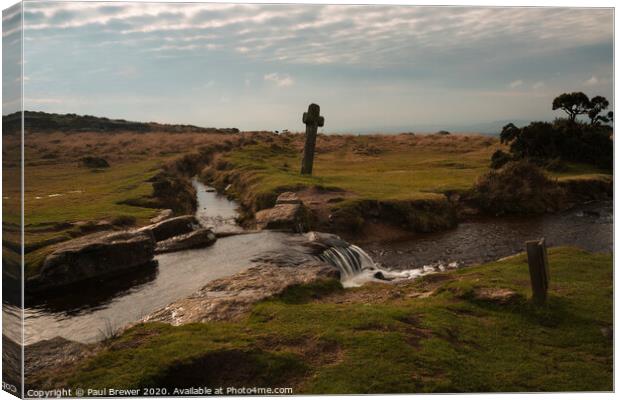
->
xmin=300 ymin=103 xmax=324 ymax=175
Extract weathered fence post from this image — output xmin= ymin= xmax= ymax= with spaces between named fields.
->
xmin=300 ymin=103 xmax=324 ymax=175
xmin=526 ymin=238 xmax=550 ymax=304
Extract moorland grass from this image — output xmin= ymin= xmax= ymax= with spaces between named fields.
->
xmin=49 ymin=247 xmax=612 ymax=393
xmin=9 ymin=130 xmax=236 ymax=277
xmin=214 ymin=134 xmax=610 ymax=208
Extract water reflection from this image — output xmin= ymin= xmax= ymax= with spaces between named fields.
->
xmin=365 ymin=201 xmax=613 ymax=270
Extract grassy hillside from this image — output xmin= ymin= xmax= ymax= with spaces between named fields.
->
xmin=38 ymin=247 xmax=612 ymax=393
xmin=217 ymin=134 xmax=500 ymax=202
xmin=209 ymin=133 xmax=610 ymax=206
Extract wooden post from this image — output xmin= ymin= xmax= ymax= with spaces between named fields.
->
xmin=300 ymin=103 xmax=324 ymax=175
xmin=526 ymin=238 xmax=550 ymax=304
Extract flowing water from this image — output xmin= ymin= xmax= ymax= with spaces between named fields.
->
xmin=5 ymin=178 xmax=612 ymax=345
xmin=193 ymin=178 xmax=243 ymax=235
xmin=363 ymin=200 xmax=613 ymax=270
xmin=9 ymin=180 xmax=290 ymax=345
xmin=317 ymin=243 xmax=458 ymax=288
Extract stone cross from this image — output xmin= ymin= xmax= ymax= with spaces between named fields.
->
xmin=300 ymin=103 xmax=324 ymax=175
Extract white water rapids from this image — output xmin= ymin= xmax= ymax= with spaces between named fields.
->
xmin=315 ymin=238 xmax=459 ymax=288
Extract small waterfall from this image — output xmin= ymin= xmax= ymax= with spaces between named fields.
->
xmin=311 ymin=233 xmax=460 ymax=287
xmin=318 ymin=245 xmax=376 ymax=278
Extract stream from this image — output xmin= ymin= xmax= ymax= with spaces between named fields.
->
xmin=365 ymin=200 xmax=613 ymax=270
xmin=5 ymin=179 xmax=613 ymax=345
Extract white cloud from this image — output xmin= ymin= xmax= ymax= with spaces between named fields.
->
xmin=532 ymin=81 xmax=545 ymax=89
xmin=264 ymin=73 xmax=294 ymax=88
xmin=509 ymin=80 xmax=523 ymax=89
xmin=204 ymin=80 xmax=215 ymax=88
xmin=584 ymin=75 xmax=599 ymax=86
xmin=22 ymin=3 xmax=613 ymax=67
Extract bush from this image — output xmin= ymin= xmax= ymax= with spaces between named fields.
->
xmin=473 ymin=161 xmax=566 ymax=215
xmin=499 ymin=119 xmax=612 ymax=171
xmin=490 ymin=150 xmax=512 ymax=169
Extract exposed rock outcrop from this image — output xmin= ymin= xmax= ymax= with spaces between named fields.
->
xmin=142 ymin=262 xmax=337 ymax=325
xmin=155 ymin=228 xmax=217 ymax=253
xmin=31 ymin=230 xmax=156 ymax=291
xmin=150 ymin=209 xmax=173 ymax=224
xmin=274 ymin=192 xmax=302 ymax=205
xmin=137 ymin=215 xmax=199 ymax=242
xmin=255 ymin=192 xmax=311 ymax=232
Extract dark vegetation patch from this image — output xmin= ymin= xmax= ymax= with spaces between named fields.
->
xmin=329 ymin=197 xmax=458 ymax=234
xmin=110 ymin=215 xmax=137 ymax=227
xmin=154 ymin=349 xmax=308 ymax=390
xmin=79 ymin=156 xmax=110 ymax=169
xmin=492 ymin=92 xmax=613 ymax=171
xmin=273 ymin=279 xmax=344 ymax=304
xmin=471 ymin=161 xmax=566 ymax=215
xmin=4 ymin=111 xmax=239 ymax=134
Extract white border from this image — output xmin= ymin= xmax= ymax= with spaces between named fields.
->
xmin=0 ymin=1 xmax=616 ymax=400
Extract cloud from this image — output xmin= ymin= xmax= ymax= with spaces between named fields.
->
xmin=264 ymin=73 xmax=294 ymax=87
xmin=509 ymin=80 xmax=523 ymax=89
xmin=532 ymin=81 xmax=545 ymax=89
xmin=584 ymin=75 xmax=599 ymax=86
xmin=21 ymin=3 xmax=613 ymax=68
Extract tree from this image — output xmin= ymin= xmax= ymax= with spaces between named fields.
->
xmin=552 ymin=92 xmax=590 ymax=122
xmin=587 ymin=95 xmax=610 ymax=125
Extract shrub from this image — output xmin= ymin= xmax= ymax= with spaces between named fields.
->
xmin=499 ymin=119 xmax=612 ymax=171
xmin=473 ymin=161 xmax=566 ymax=215
xmin=490 ymin=150 xmax=512 ymax=169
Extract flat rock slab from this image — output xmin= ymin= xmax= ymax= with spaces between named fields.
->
xmin=255 ymin=192 xmax=306 ymax=231
xmin=141 ymin=262 xmax=337 ymax=325
xmin=275 ymin=191 xmax=302 ymax=205
xmin=255 ymin=203 xmax=304 ymax=230
xmin=34 ymin=230 xmax=155 ymax=291
xmin=137 ymin=215 xmax=198 ymax=242
xmin=150 ymin=209 xmax=173 ymax=224
xmin=155 ymin=228 xmax=217 ymax=254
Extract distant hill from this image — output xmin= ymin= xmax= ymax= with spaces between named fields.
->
xmin=2 ymin=111 xmax=239 ymax=135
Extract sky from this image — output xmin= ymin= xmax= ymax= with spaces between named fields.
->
xmin=2 ymin=2 xmax=614 ymax=133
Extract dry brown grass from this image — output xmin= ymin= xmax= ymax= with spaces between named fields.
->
xmin=22 ymin=131 xmax=240 ymax=165
xmin=276 ymin=132 xmax=498 ymax=156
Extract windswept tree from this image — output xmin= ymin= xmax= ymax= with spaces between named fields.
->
xmin=552 ymin=92 xmax=591 ymax=122
xmin=588 ymin=96 xmax=611 ymax=125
